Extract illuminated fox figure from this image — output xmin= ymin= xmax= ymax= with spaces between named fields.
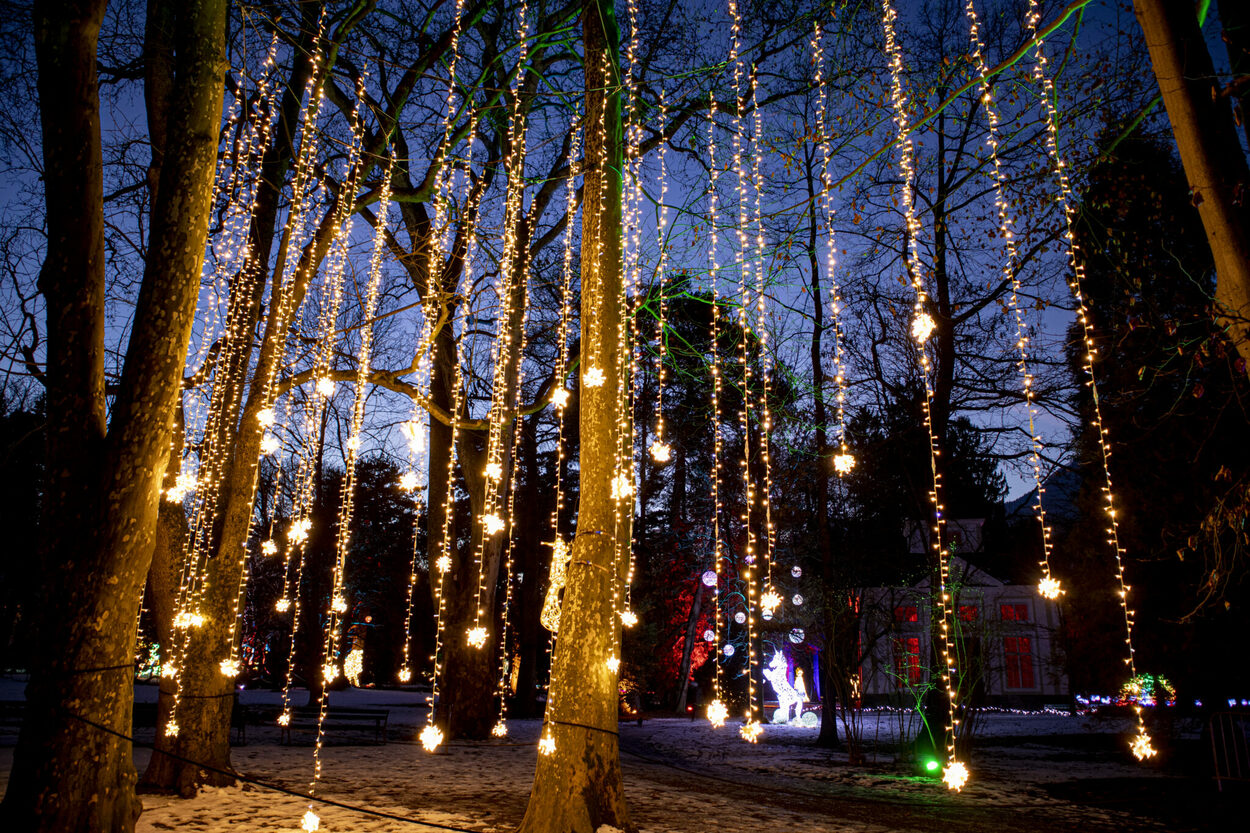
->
xmin=763 ymin=652 xmax=802 ymax=724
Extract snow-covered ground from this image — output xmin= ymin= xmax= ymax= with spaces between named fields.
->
xmin=0 ymin=677 xmax=1219 ymax=832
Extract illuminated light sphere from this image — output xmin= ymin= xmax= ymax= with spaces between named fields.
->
xmin=344 ymin=647 xmax=364 ymax=687
xmin=760 ymin=589 xmax=782 ymax=615
xmin=792 ymin=594 xmax=804 ymax=606
xmin=401 ymin=420 xmax=425 ymax=453
xmin=164 ymin=721 xmax=180 ymax=738
xmin=942 ymin=760 xmax=970 ymax=791
xmin=706 ymin=699 xmax=729 ymax=728
xmin=1130 ymin=728 xmax=1157 ymax=761
xmin=789 ymin=628 xmax=805 ymax=644
xmin=467 ymin=626 xmax=488 ymax=648
xmin=219 ymin=658 xmax=241 ymax=678
xmin=435 ymin=555 xmax=452 ymax=573
xmin=734 ymin=611 xmax=746 ymax=625
xmin=605 ymin=655 xmax=620 ymax=674
xmin=331 ymin=595 xmax=348 ymax=614
xmin=791 ymin=565 xmax=802 ymax=578
xmin=260 ymin=434 xmax=280 ymax=455
xmin=173 ymin=611 xmax=205 ymax=630
xmin=491 ymin=721 xmax=508 ymax=738
xmin=723 ymin=644 xmax=735 ymax=658
xmin=703 ymin=629 xmax=715 ymax=642
xmin=610 ymin=473 xmax=634 ymax=501
xmin=650 ymin=441 xmax=671 ymax=463
xmin=739 ymin=720 xmax=763 ymax=744
xmin=583 ymin=367 xmax=606 ymax=388
xmin=275 ymin=598 xmax=291 ymax=613
xmin=164 ymin=664 xmax=178 ymax=679
xmin=551 ymin=387 xmax=571 ymax=408
xmin=924 ymin=758 xmax=941 ymax=773
xmin=301 ymin=809 xmax=320 ymax=832
xmin=485 ymin=462 xmax=503 ymax=481
xmin=261 ymin=539 xmax=278 ymax=557
xmin=277 ymin=711 xmax=291 ymax=727
xmin=315 ymin=377 xmax=335 ymax=398
xmin=482 ymin=514 xmax=505 ymax=535
xmin=701 ymin=570 xmax=718 ymax=588
xmin=833 ymin=453 xmax=856 ymax=475
xmin=288 ymin=518 xmax=311 ymax=544
xmin=323 ymin=662 xmax=338 ymax=684
xmin=620 ymin=610 xmax=638 ymax=628
xmin=397 ymin=666 xmax=412 ymax=683
xmin=911 ymin=312 xmax=937 ymax=344
xmin=164 ymin=471 xmax=198 ymax=503
xmin=398 ymin=471 xmax=419 ymax=492
xmin=762 ymin=610 xmax=773 ymax=621
xmin=257 ymin=408 xmax=276 ymax=427
xmin=346 ymin=435 xmax=361 ymax=452
xmin=1038 ymin=576 xmax=1063 ymax=600
xmin=538 ymin=733 xmax=556 ymax=756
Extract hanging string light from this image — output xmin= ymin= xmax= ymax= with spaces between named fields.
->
xmin=1025 ymin=0 xmax=1152 ymax=761
xmin=877 ymin=0 xmax=965 ymax=787
xmin=650 ymin=87 xmax=672 ymax=466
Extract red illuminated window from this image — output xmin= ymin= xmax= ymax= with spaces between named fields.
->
xmin=1003 ymin=636 xmax=1035 ymax=688
xmin=893 ymin=637 xmax=922 ymax=686
xmin=1000 ymin=603 xmax=1029 ymax=622
xmin=894 ymin=605 xmax=918 ymax=623
xmin=958 ymin=605 xmax=978 ymax=622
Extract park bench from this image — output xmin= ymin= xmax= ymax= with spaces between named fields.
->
xmin=279 ymin=705 xmax=389 ymax=745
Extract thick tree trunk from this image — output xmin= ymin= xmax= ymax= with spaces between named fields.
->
xmin=1135 ymin=0 xmax=1250 ymax=380
xmin=674 ymin=583 xmax=704 ymax=713
xmin=1 ymin=0 xmax=225 ymax=829
xmin=517 ymin=1 xmax=632 ymax=829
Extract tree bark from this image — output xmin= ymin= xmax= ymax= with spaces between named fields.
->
xmin=1135 ymin=0 xmax=1250 ymax=380
xmin=1 ymin=0 xmax=226 ymax=829
xmin=517 ymin=0 xmax=632 ymax=829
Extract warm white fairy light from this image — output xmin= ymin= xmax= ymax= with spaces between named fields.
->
xmin=583 ymin=367 xmax=605 ymax=387
xmin=943 ymin=760 xmax=970 ymax=791
xmin=164 ymin=471 xmax=198 ymax=502
xmin=911 ymin=312 xmax=936 ymax=344
xmin=540 ymin=538 xmax=571 ymax=633
xmin=261 ymin=539 xmax=278 ymax=556
xmin=482 ymin=514 xmax=505 ymax=536
xmin=257 ymin=407 xmax=275 ymax=427
xmin=739 ymin=720 xmax=763 ymax=743
xmin=606 ymin=655 xmax=620 ymax=674
xmin=467 ymin=627 xmax=488 ymax=649
xmin=301 ymin=810 xmax=320 ymax=832
xmin=651 ymin=85 xmax=673 ymax=473
xmin=551 ymin=387 xmax=570 ymax=408
xmin=330 ymin=595 xmax=347 ymax=614
xmin=707 ymin=699 xmax=728 ymax=728
xmin=165 ymin=721 xmax=179 ymax=738
xmin=275 ymin=598 xmax=291 ymax=613
xmin=833 ymin=454 xmax=856 ymax=475
xmin=173 ymin=612 xmax=205 ymax=630
xmin=490 ymin=720 xmax=508 ymax=738
xmin=260 ymin=435 xmax=280 ymax=455
xmin=315 ymin=377 xmax=334 ymax=398
xmin=344 ymin=647 xmax=364 ymax=687
xmin=278 ymin=710 xmax=291 ymax=727
xmin=400 ymin=420 xmax=425 ymax=453
xmin=485 ymin=462 xmax=503 ymax=481
xmin=398 ymin=667 xmax=412 ymax=684
xmin=760 ymin=588 xmax=782 ymax=615
xmin=288 ymin=517 xmax=311 ymax=543
xmin=649 ymin=441 xmax=671 ymax=463
xmin=610 ymin=472 xmax=634 ymax=501
xmin=1026 ymin=0 xmax=1147 ymax=758
xmin=538 ymin=732 xmax=556 ymax=756
xmin=398 ymin=471 xmax=419 ymax=492
xmin=1038 ymin=577 xmax=1063 ymax=600
xmin=219 ymin=658 xmax=240 ymax=678
xmin=1130 ymin=727 xmax=1157 ymax=760
xmin=436 ymin=555 xmax=452 ymax=574
xmin=619 ymin=609 xmax=638 ymax=628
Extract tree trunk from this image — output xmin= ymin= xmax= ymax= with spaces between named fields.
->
xmin=674 ymin=582 xmax=704 ymax=713
xmin=1135 ymin=0 xmax=1250 ymax=380
xmin=517 ymin=2 xmax=631 ymax=830
xmin=1 ymin=0 xmax=225 ymax=829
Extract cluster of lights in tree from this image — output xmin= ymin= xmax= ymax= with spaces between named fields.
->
xmin=436 ymin=555 xmax=452 ymax=574
xmin=344 ymin=647 xmax=363 ymax=687
xmin=619 ymin=609 xmax=638 ymax=628
xmin=551 ymin=387 xmax=570 ymax=408
xmin=164 ymin=471 xmax=199 ymax=503
xmin=760 ymin=589 xmax=781 ymax=616
xmin=482 ymin=514 xmax=505 ymax=536
xmin=219 ymin=658 xmax=240 ymax=678
xmin=288 ymin=518 xmax=311 ymax=543
xmin=738 ymin=720 xmax=763 ymax=744
xmin=492 ymin=721 xmax=508 ymax=738
xmin=833 ymin=454 xmax=855 ymax=475
xmin=943 ymin=761 xmax=969 ymax=791
xmin=261 ymin=539 xmax=278 ymax=556
xmin=275 ymin=598 xmax=291 ymax=613
xmin=911 ymin=312 xmax=936 ymax=344
xmin=538 ymin=732 xmax=556 ymax=756
xmin=707 ymin=700 xmax=728 ymax=728
xmin=467 ymin=627 xmax=488 ymax=649
xmin=301 ymin=810 xmax=320 ymax=832
xmin=583 ymin=367 xmax=605 ymax=388
xmin=173 ymin=612 xmax=205 ymax=629
xmin=649 ymin=441 xmax=671 ymax=463
xmin=610 ymin=473 xmax=634 ymax=501
xmin=398 ymin=471 xmax=419 ymax=492
xmin=606 ymin=655 xmax=620 ymax=674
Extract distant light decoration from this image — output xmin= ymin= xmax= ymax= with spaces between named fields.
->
xmin=400 ymin=420 xmax=425 ymax=453
xmin=911 ymin=312 xmax=936 ymax=344
xmin=275 ymin=598 xmax=291 ymax=613
xmin=330 ymin=595 xmax=347 ymax=614
xmin=734 ymin=612 xmax=746 ymax=625
xmin=164 ymin=471 xmax=198 ymax=502
xmin=551 ymin=387 xmax=571 ymax=409
xmin=467 ymin=627 xmax=488 ymax=648
xmin=1120 ymin=673 xmax=1176 ymax=707
xmin=315 ymin=377 xmax=335 ymax=398
xmin=761 ymin=609 xmax=773 ymax=621
xmin=792 ymin=594 xmax=804 ymax=606
xmin=619 ymin=609 xmax=638 ymax=627
xmin=606 ymin=655 xmax=620 ymax=674
xmin=763 ymin=653 xmax=803 ymax=724
xmin=397 ymin=667 xmax=412 ymax=684
xmin=789 ymin=629 xmax=805 ymax=644
xmin=707 ymin=699 xmax=729 ymax=728
xmin=723 ymin=644 xmax=735 ymax=657
xmin=173 ymin=612 xmax=205 ymax=630
xmin=1038 ymin=577 xmax=1063 ymax=599
xmin=277 ymin=710 xmax=291 ymax=726
xmin=833 ymin=453 xmax=856 ymax=475
xmin=583 ymin=367 xmax=605 ymax=388
xmin=435 ymin=555 xmax=452 ymax=573
xmin=760 ymin=589 xmax=782 ymax=616
xmin=260 ymin=435 xmax=280 ymax=455
xmin=943 ymin=760 xmax=970 ymax=791
xmin=344 ymin=647 xmax=364 ymax=687
xmin=398 ymin=471 xmax=419 ymax=492
xmin=701 ymin=570 xmax=718 ymax=588
xmin=791 ymin=565 xmax=802 ymax=578
xmin=288 ymin=517 xmax=311 ymax=543
xmin=703 ymin=629 xmax=715 ymax=642
xmin=261 ymin=539 xmax=278 ymax=557
xmin=491 ymin=721 xmax=508 ymax=738
xmin=301 ymin=810 xmax=320 ymax=832
xmin=485 ymin=462 xmax=503 ymax=481
xmin=538 ymin=732 xmax=556 ymax=756
xmin=739 ymin=720 xmax=763 ymax=744
xmin=219 ymin=659 xmax=240 ymax=678
xmin=164 ymin=721 xmax=179 ymax=738
xmin=610 ymin=472 xmax=634 ymax=501
xmin=649 ymin=441 xmax=671 ymax=463
xmin=322 ymin=663 xmax=338 ymax=684
xmin=1130 ymin=729 xmax=1158 ymax=761
xmin=346 ymin=435 xmax=361 ymax=453
xmin=257 ymin=407 xmax=276 ymax=427
xmin=482 ymin=514 xmax=505 ymax=535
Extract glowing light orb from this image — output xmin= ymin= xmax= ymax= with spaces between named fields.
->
xmin=707 ymin=700 xmax=728 ymax=728
xmin=491 ymin=721 xmax=508 ymax=738
xmin=164 ymin=721 xmax=179 ymax=738
xmin=346 ymin=435 xmax=361 ymax=452
xmin=942 ymin=760 xmax=969 ymax=791
xmin=723 ymin=644 xmax=735 ymax=657
xmin=261 ymin=435 xmax=280 ymax=455
xmin=1038 ymin=576 xmax=1063 ymax=599
xmin=401 ymin=420 xmax=425 ymax=452
xmin=551 ymin=387 xmax=571 ymax=408
xmin=791 ymin=565 xmax=802 ymax=578
xmin=164 ymin=471 xmax=198 ymax=502
xmin=734 ymin=611 xmax=746 ymax=624
xmin=924 ymin=758 xmax=941 ymax=773
xmin=277 ymin=711 xmax=291 ymax=727
xmin=261 ymin=539 xmax=278 ymax=556
xmin=605 ymin=655 xmax=620 ymax=674
xmin=485 ymin=462 xmax=503 ymax=481
xmin=344 ymin=648 xmax=364 ymax=687
xmin=538 ymin=732 xmax=556 ymax=755
xmin=257 ymin=408 xmax=275 ymax=427
xmin=833 ymin=453 xmax=856 ymax=475
xmin=301 ymin=810 xmax=320 ymax=832
xmin=288 ymin=518 xmax=311 ymax=544
xmin=583 ymin=367 xmax=606 ymax=388
xmin=739 ymin=720 xmax=763 ymax=743
xmin=792 ymin=594 xmax=804 ymax=606
xmin=275 ymin=598 xmax=291 ymax=613
xmin=397 ymin=667 xmax=412 ymax=683
xmin=610 ymin=473 xmax=634 ymax=500
xmin=650 ymin=441 xmax=671 ymax=463
xmin=398 ymin=471 xmax=419 ymax=492
xmin=173 ymin=612 xmax=205 ymax=630
xmin=789 ymin=628 xmax=805 ymax=644
xmin=703 ymin=629 xmax=715 ymax=641
xmin=620 ymin=610 xmax=638 ymax=627
xmin=701 ymin=570 xmax=718 ymax=588
xmin=219 ymin=659 xmax=240 ymax=678
xmin=315 ymin=377 xmax=335 ymax=398
xmin=467 ymin=627 xmax=488 ymax=648
xmin=482 ymin=514 xmax=505 ymax=535
xmin=331 ymin=595 xmax=347 ymax=614
xmin=420 ymin=724 xmax=444 ymax=752
xmin=436 ymin=555 xmax=452 ymax=573
xmin=1130 ymin=729 xmax=1157 ymax=761
xmin=912 ymin=312 xmax=936 ymax=344
xmin=323 ymin=662 xmax=338 ymax=684
xmin=760 ymin=589 xmax=782 ymax=615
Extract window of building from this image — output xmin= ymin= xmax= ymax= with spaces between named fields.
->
xmin=1000 ymin=603 xmax=1029 ymax=622
xmin=893 ymin=636 xmax=922 ymax=687
xmin=958 ymin=605 xmax=978 ymax=622
xmin=894 ymin=605 xmax=918 ymax=623
xmin=1003 ymin=636 xmax=1035 ymax=688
